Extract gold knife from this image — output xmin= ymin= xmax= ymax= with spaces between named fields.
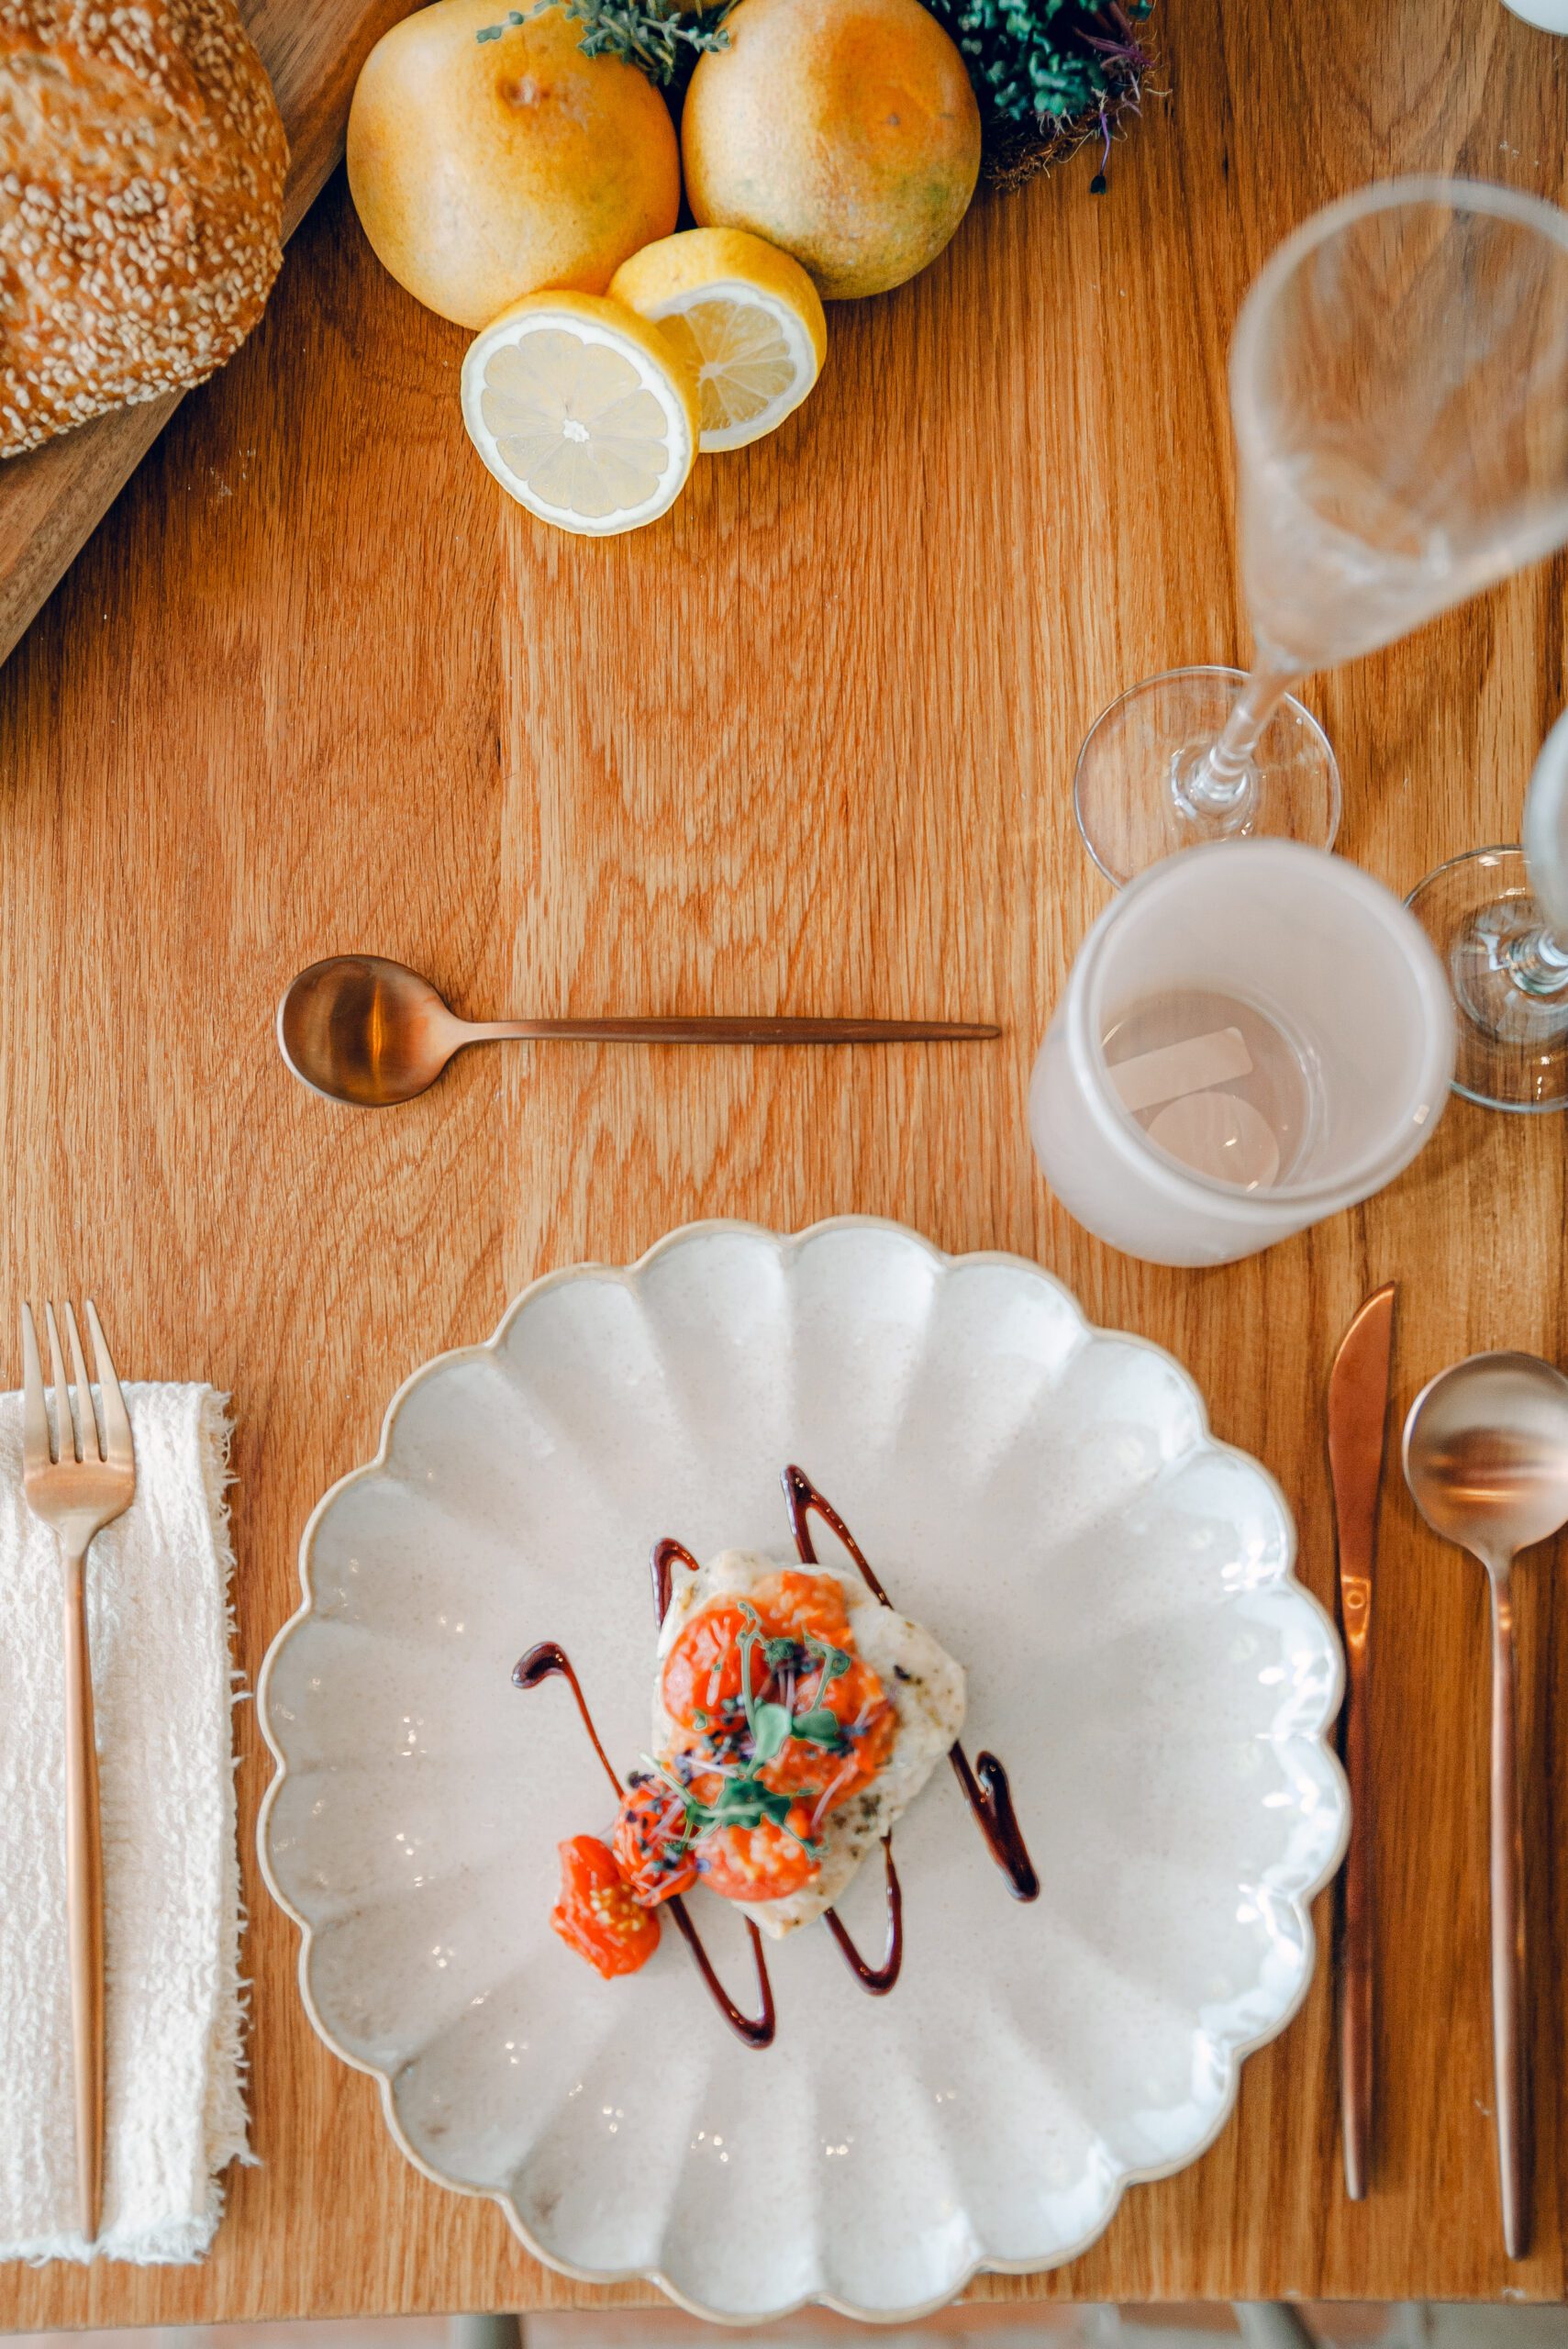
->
xmin=1328 ymin=1281 xmax=1396 ymax=2202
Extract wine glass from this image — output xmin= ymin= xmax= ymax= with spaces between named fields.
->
xmin=1075 ymin=178 xmax=1568 ymax=887
xmin=1407 ymin=711 xmax=1568 ymax=1111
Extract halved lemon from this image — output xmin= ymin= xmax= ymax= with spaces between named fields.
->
xmin=609 ymin=228 xmax=827 ymax=453
xmin=461 ymin=292 xmax=700 ymax=537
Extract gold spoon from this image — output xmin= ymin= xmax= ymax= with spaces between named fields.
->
xmin=1403 ymin=1351 xmax=1568 ymax=2262
xmin=277 ymin=955 xmax=1001 ymax=1107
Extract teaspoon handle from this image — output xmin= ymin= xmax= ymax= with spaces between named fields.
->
xmin=462 ymin=1016 xmax=1001 ymax=1044
xmin=1488 ymin=1567 xmax=1528 ymax=2260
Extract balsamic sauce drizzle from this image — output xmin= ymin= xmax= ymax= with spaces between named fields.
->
xmin=822 ymin=1837 xmax=903 ymax=1995
xmin=666 ymin=1899 xmax=776 ymax=2049
xmin=651 ymin=1537 xmax=700 ymax=1636
xmin=782 ymin=1464 xmax=890 ymax=1600
xmin=782 ymin=1463 xmax=1039 ymax=1904
xmin=512 ymin=1643 xmax=620 ymax=1798
xmin=515 ymin=1629 xmax=777 ymax=2049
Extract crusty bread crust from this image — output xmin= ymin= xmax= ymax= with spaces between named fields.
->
xmin=0 ymin=0 xmax=287 ymax=456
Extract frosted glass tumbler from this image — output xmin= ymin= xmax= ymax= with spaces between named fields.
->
xmin=1029 ymin=841 xmax=1456 ymax=1265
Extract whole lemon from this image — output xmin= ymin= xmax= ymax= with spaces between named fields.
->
xmin=682 ymin=0 xmax=981 ymax=301
xmin=348 ymin=0 xmax=681 ymax=329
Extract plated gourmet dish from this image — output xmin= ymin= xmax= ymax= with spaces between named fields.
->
xmin=515 ymin=1464 xmax=1038 ymax=2046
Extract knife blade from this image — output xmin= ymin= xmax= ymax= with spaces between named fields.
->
xmin=1328 ymin=1280 xmax=1396 ymax=2202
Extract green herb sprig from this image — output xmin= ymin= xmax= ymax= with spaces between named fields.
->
xmin=640 ymin=1750 xmax=825 ymax=1856
xmin=916 ymin=0 xmax=1151 ymax=136
xmin=736 ymin=1606 xmax=851 ymax=1758
xmin=476 ymin=0 xmax=731 ymax=87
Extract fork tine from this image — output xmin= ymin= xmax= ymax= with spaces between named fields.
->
xmin=61 ymin=1302 xmax=101 ymax=1462
xmin=43 ymin=1302 xmax=75 ymax=1464
xmin=83 ymin=1302 xmax=132 ymax=1472
xmin=21 ymin=1305 xmax=50 ymax=1468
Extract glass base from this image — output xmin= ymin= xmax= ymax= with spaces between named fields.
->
xmin=1406 ymin=845 xmax=1568 ymax=1112
xmin=1073 ymin=666 xmax=1342 ymax=888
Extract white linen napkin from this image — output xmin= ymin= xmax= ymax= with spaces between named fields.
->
xmin=0 ymin=1382 xmax=249 ymax=2263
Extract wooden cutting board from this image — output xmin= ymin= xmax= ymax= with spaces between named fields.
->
xmin=0 ymin=0 xmax=412 ymax=670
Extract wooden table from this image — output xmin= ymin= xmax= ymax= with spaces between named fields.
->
xmin=2 ymin=0 xmax=1566 ymax=2322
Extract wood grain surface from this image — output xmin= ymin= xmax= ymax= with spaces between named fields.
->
xmin=0 ymin=0 xmax=415 ymax=671
xmin=2 ymin=0 xmax=1567 ymax=2321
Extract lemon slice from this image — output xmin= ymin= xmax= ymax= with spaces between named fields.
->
xmin=461 ymin=292 xmax=699 ymax=536
xmin=609 ymin=228 xmax=827 ymax=453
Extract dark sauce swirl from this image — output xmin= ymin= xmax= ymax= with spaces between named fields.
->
xmin=783 ymin=1462 xmax=891 ymax=1602
xmin=822 ymin=1835 xmax=903 ymax=1994
xmin=512 ymin=1642 xmax=620 ymax=1798
xmin=782 ymin=1463 xmax=1039 ymax=1904
xmin=651 ymin=1537 xmax=700 ymax=1632
xmin=666 ymin=1904 xmax=776 ymax=2047
xmin=948 ymin=1746 xmax=1039 ymax=1902
xmin=516 ymin=1631 xmax=776 ymax=2050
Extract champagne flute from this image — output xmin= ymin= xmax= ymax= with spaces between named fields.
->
xmin=1407 ymin=711 xmax=1568 ymax=1111
xmin=1075 ymin=179 xmax=1568 ymax=887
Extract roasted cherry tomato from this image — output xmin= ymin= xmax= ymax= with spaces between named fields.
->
xmin=758 ymin=1694 xmax=895 ymax=1808
xmin=550 ymin=1834 xmax=660 ymax=1977
xmin=693 ymin=1807 xmax=820 ymax=1902
xmin=612 ymin=1778 xmax=698 ymax=1907
xmin=749 ymin=1569 xmax=853 ymax=1648
xmin=661 ymin=1599 xmax=770 ymax=1730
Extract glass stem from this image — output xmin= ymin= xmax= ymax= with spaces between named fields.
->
xmin=1503 ymin=920 xmax=1568 ymax=999
xmin=1182 ymin=664 xmax=1298 ymax=813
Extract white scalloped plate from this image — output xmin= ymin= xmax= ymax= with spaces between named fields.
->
xmin=258 ymin=1219 xmax=1347 ymax=2325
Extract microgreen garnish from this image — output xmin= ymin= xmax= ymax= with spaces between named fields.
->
xmin=750 ymin=1701 xmax=793 ymax=1764
xmin=804 ymin=1634 xmax=851 ymax=1685
xmin=692 ymin=1709 xmax=708 ymax=1730
xmin=733 ymin=1602 xmax=769 ymax=1744
xmin=790 ymin=1707 xmax=846 ymax=1747
xmin=639 ymin=1748 xmax=825 ymax=1858
xmin=762 ymin=1635 xmax=798 ymax=1667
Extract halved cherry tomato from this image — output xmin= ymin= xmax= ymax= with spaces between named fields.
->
xmin=550 ymin=1835 xmax=660 ymax=1977
xmin=693 ymin=1807 xmax=820 ymax=1902
xmin=745 ymin=1572 xmax=883 ymax=1730
xmin=613 ymin=1778 xmax=698 ymax=1907
xmin=759 ymin=1693 xmax=895 ymax=1809
xmin=661 ymin=1599 xmax=770 ymax=1730
xmin=749 ymin=1570 xmax=853 ymax=1648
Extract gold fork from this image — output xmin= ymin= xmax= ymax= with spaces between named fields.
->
xmin=20 ymin=1301 xmax=136 ymax=2243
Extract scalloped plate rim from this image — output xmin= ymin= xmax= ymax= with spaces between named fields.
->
xmin=256 ymin=1214 xmax=1349 ymax=2327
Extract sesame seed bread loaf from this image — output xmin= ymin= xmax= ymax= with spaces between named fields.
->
xmin=0 ymin=0 xmax=287 ymax=456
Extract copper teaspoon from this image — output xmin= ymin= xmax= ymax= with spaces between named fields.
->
xmin=278 ymin=955 xmax=1001 ymax=1107
xmin=1404 ymin=1351 xmax=1568 ymax=2261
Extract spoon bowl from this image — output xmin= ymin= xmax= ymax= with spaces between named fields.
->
xmin=279 ymin=956 xmax=465 ymax=1106
xmin=1404 ymin=1352 xmax=1568 ymax=1567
